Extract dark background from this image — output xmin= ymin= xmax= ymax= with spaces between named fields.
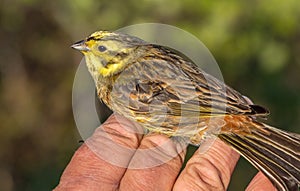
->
xmin=0 ymin=0 xmax=299 ymax=190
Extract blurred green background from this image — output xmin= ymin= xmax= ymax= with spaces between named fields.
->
xmin=0 ymin=0 xmax=300 ymax=190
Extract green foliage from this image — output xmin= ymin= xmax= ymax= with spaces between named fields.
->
xmin=0 ymin=0 xmax=299 ymax=190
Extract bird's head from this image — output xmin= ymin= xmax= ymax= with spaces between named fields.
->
xmin=71 ymin=31 xmax=146 ymax=78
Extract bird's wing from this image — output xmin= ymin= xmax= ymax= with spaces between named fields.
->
xmin=109 ymin=45 xmax=268 ymax=135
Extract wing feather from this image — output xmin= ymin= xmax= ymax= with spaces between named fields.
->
xmin=109 ymin=45 xmax=268 ymax=135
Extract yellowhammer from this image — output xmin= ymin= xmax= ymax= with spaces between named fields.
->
xmin=72 ymin=31 xmax=300 ymax=191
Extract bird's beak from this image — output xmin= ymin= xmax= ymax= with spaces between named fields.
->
xmin=71 ymin=40 xmax=90 ymax=52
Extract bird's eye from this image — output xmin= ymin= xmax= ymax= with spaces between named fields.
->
xmin=98 ymin=45 xmax=107 ymax=52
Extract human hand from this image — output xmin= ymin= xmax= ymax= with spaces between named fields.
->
xmin=54 ymin=114 xmax=276 ymax=191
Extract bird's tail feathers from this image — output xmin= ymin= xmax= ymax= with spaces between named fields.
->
xmin=218 ymin=123 xmax=300 ymax=191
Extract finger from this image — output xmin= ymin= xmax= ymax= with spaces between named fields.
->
xmin=173 ymin=139 xmax=240 ymax=191
xmin=246 ymin=172 xmax=277 ymax=191
xmin=54 ymin=114 xmax=143 ymax=191
xmin=119 ymin=134 xmax=187 ymax=191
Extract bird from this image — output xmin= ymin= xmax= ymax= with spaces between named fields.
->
xmin=71 ymin=31 xmax=300 ymax=191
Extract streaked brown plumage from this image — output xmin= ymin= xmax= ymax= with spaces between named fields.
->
xmin=72 ymin=31 xmax=300 ymax=191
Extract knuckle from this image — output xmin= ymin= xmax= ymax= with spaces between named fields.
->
xmin=183 ymin=158 xmax=226 ymax=191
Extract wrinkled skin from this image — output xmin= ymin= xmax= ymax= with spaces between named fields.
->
xmin=54 ymin=114 xmax=276 ymax=191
